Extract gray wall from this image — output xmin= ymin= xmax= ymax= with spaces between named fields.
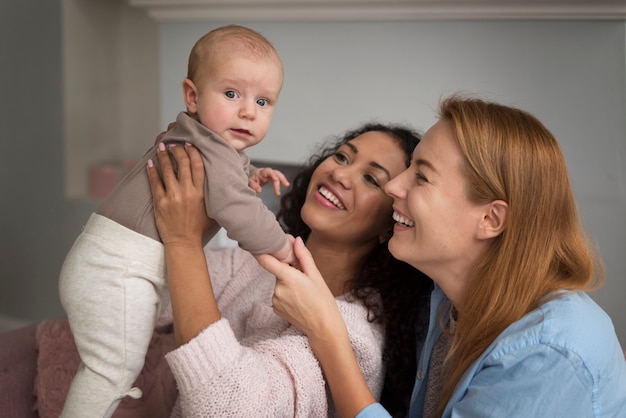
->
xmin=0 ymin=0 xmax=97 ymax=324
xmin=161 ymin=20 xmax=626 ymax=345
xmin=1 ymin=2 xmax=624 ymax=347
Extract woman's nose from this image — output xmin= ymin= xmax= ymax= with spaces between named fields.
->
xmin=384 ymin=171 xmax=405 ymax=198
xmin=331 ymin=165 xmax=353 ymax=188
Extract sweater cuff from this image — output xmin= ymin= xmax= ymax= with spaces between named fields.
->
xmin=164 ymin=318 xmax=242 ymax=391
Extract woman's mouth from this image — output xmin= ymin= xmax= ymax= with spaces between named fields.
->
xmin=393 ymin=211 xmax=415 ymax=227
xmin=318 ymin=186 xmax=345 ymax=209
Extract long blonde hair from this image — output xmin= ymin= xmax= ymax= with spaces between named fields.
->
xmin=437 ymin=95 xmax=604 ymax=415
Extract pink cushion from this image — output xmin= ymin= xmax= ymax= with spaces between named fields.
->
xmin=34 ymin=318 xmax=177 ymax=418
xmin=0 ymin=324 xmax=39 ymax=418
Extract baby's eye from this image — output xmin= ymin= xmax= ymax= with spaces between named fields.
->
xmin=225 ymin=90 xmax=238 ymax=99
xmin=256 ymin=98 xmax=268 ymax=107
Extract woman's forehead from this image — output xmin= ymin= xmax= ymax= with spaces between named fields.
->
xmin=348 ymin=131 xmax=400 ymax=152
xmin=347 ymin=132 xmax=407 ymax=175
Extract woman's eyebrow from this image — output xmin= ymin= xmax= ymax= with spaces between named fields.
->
xmin=416 ymin=158 xmax=437 ymax=174
xmin=345 ymin=142 xmax=358 ymax=154
xmin=371 ymin=162 xmax=391 ymax=179
xmin=345 ymin=141 xmax=391 ymax=179
xmin=416 ymin=158 xmax=433 ymax=169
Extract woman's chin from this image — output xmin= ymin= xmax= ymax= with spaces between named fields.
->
xmin=387 ymin=235 xmax=402 ymax=258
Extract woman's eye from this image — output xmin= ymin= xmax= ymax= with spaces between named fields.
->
xmin=333 ymin=152 xmax=348 ymax=164
xmin=364 ymin=174 xmax=380 ymax=187
xmin=256 ymin=98 xmax=268 ymax=106
xmin=225 ymin=90 xmax=237 ymax=99
xmin=415 ymin=172 xmax=428 ymax=183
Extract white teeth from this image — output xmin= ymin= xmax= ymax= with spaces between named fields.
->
xmin=319 ymin=186 xmax=345 ymax=209
xmin=393 ymin=211 xmax=415 ymax=227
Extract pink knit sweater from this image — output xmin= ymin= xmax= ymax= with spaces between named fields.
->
xmin=164 ymin=246 xmax=385 ymax=417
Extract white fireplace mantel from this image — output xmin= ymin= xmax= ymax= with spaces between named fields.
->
xmin=128 ymin=0 xmax=626 ymax=22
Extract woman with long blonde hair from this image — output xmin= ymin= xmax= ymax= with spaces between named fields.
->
xmin=260 ymin=94 xmax=626 ymax=417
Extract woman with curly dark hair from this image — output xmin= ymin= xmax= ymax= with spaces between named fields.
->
xmin=276 ymin=123 xmax=432 ymax=416
xmin=147 ymin=122 xmax=432 ymax=417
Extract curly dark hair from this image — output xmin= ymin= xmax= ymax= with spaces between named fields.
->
xmin=276 ymin=122 xmax=433 ymax=417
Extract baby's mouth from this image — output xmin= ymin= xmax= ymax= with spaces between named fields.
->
xmin=232 ymin=128 xmax=251 ymax=136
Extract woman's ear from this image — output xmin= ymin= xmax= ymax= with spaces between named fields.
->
xmin=478 ymin=199 xmax=508 ymax=240
xmin=182 ymin=78 xmax=198 ymax=113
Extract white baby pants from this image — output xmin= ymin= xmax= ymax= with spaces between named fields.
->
xmin=58 ymin=213 xmax=168 ymax=418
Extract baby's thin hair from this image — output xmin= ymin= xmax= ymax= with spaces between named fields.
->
xmin=187 ymin=25 xmax=279 ymax=82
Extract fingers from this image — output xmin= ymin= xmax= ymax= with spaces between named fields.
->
xmin=271 ymin=178 xmax=282 ymax=196
xmin=146 ymin=158 xmax=165 ymax=201
xmin=292 ymin=237 xmax=319 ymax=279
xmin=248 ymin=168 xmax=264 ymax=194
xmin=165 ymin=143 xmax=204 ymax=192
xmin=250 ymin=168 xmax=290 ymax=195
xmin=276 ymin=171 xmax=290 ymax=187
xmin=264 ymin=238 xmax=336 ymax=335
xmin=151 ymin=143 xmax=180 ymax=194
xmin=167 ymin=144 xmax=191 ymax=184
xmin=152 ymin=142 xmax=197 ymax=196
xmin=185 ymin=144 xmax=205 ymax=190
xmin=256 ymin=253 xmax=290 ymax=279
xmin=270 ymin=170 xmax=289 ymax=196
xmin=248 ymin=180 xmax=262 ymax=194
xmin=257 ymin=237 xmax=315 ymax=282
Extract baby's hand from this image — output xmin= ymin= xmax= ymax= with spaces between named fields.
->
xmin=249 ymin=167 xmax=290 ymax=195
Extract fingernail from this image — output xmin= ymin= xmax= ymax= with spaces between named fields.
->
xmin=185 ymin=142 xmax=191 ymax=147
xmin=168 ymin=143 xmax=176 ymax=148
xmin=147 ymin=159 xmax=154 ymax=167
xmin=158 ymin=142 xmax=165 ymax=151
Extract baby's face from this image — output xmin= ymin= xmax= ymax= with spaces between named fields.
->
xmin=189 ymin=52 xmax=283 ymax=151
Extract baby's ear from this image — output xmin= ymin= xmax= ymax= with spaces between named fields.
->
xmin=478 ymin=199 xmax=508 ymax=240
xmin=182 ymin=79 xmax=198 ymax=113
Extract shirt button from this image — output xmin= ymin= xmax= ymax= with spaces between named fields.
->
xmin=417 ymin=370 xmax=423 ymax=380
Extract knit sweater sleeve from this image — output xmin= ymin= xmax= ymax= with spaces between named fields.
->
xmin=166 ymin=311 xmax=384 ymax=418
xmin=164 ymin=248 xmax=386 ymax=417
xmin=166 ymin=319 xmax=322 ymax=417
xmin=337 ymin=297 xmax=386 ymax=401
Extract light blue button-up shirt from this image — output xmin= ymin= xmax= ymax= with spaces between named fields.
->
xmin=357 ymin=286 xmax=626 ymax=418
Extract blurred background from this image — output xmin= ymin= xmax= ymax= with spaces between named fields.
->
xmin=1 ymin=0 xmax=624 ymax=347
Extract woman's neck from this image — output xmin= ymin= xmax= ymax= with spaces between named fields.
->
xmin=305 ymin=234 xmax=374 ymax=297
xmin=430 ymin=263 xmax=471 ymax=314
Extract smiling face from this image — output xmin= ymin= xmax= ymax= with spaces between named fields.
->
xmin=385 ymin=120 xmax=494 ymax=301
xmin=183 ymin=50 xmax=283 ymax=151
xmin=301 ymin=131 xmax=407 ymax=251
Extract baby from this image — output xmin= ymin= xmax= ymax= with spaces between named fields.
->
xmin=58 ymin=25 xmax=293 ymax=417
